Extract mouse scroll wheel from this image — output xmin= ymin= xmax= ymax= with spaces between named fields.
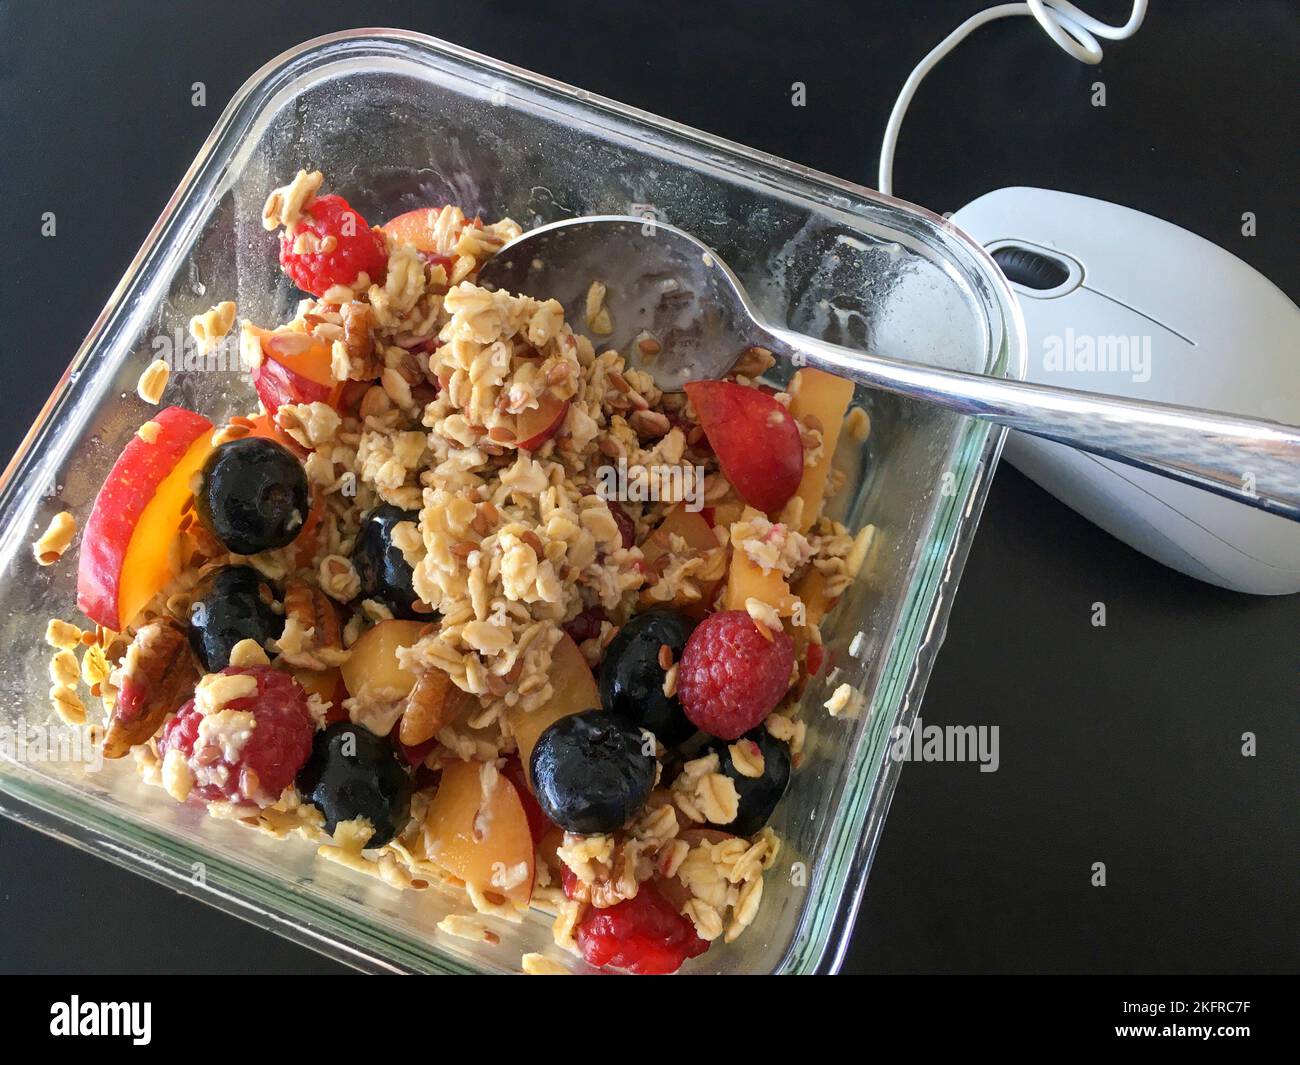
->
xmin=992 ymin=245 xmax=1070 ymax=290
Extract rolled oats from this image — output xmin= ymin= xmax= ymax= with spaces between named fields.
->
xmin=194 ymin=671 xmax=258 ymax=716
xmin=49 ymin=684 xmax=86 ymax=726
xmin=824 ymin=682 xmax=863 ymax=719
xmin=136 ymin=359 xmax=170 ymax=404
xmin=48 ymin=650 xmax=79 ymax=689
xmin=521 ymin=953 xmax=572 ymax=975
xmin=189 ymin=300 xmax=237 ymax=354
xmin=845 ymin=405 xmax=872 ymax=441
xmin=262 ymin=169 xmax=323 ymax=231
xmin=728 ymin=737 xmax=766 ymax=779
xmin=759 ymin=707 xmax=800 ymax=759
xmin=33 ymin=511 xmax=76 ymax=566
xmin=437 ymin=913 xmax=500 ymax=945
xmin=227 ymin=638 xmax=271 ymax=669
xmin=45 ymin=618 xmax=84 ymax=649
xmin=682 ymin=898 xmax=725 ymax=941
xmin=671 ymin=752 xmax=739 ymax=825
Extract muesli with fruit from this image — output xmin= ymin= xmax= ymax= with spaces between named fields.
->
xmin=41 ymin=171 xmax=872 ymax=975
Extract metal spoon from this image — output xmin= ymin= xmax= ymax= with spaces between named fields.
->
xmin=477 ymin=215 xmax=1300 ymax=522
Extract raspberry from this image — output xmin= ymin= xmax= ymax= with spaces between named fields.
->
xmin=577 ymin=882 xmax=710 ymax=974
xmin=677 ymin=610 xmax=794 ymax=740
xmin=158 ymin=666 xmax=315 ymax=807
xmin=278 ymin=194 xmax=388 ymax=297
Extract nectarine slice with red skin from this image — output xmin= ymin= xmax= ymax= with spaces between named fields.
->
xmin=379 ymin=207 xmax=445 ymax=254
xmin=640 ymin=503 xmax=722 ymax=615
xmin=77 ymin=406 xmax=214 ymax=631
xmin=251 ymin=358 xmax=334 ymax=414
xmin=723 ymin=547 xmax=795 ymax=616
xmin=516 ymin=393 xmax=569 ymax=451
xmin=506 ymin=633 xmax=599 ymax=786
xmin=252 ymin=333 xmax=343 ymax=415
xmin=804 ymin=642 xmax=826 ymax=678
xmin=379 ymin=208 xmax=469 ymax=280
xmin=261 ymin=332 xmax=337 ymax=387
xmin=338 ymin=619 xmax=426 ymax=702
xmin=422 ymin=759 xmax=535 ymax=905
xmin=501 ymin=755 xmax=552 ymax=844
xmin=787 ymin=367 xmax=855 ymax=532
xmin=684 ymin=380 xmax=803 ymax=514
xmin=283 ymin=489 xmax=326 ymax=569
xmin=289 ymin=665 xmax=347 ymax=719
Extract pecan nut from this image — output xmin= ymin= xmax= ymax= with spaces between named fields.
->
xmin=280 ymin=579 xmax=343 ymax=669
xmin=398 ymin=667 xmax=467 ymax=747
xmin=285 ymin=579 xmax=341 ymax=647
xmin=340 ymin=301 xmax=376 ymax=379
xmin=103 ymin=618 xmax=199 ymax=759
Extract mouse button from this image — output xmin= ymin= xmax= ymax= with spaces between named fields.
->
xmin=985 ymin=239 xmax=1081 ymax=298
xmin=992 ymin=246 xmax=1067 ymax=289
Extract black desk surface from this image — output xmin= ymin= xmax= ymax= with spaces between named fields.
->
xmin=1 ymin=0 xmax=1295 ymax=974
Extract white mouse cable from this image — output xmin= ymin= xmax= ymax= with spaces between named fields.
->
xmin=878 ymin=0 xmax=1149 ymax=196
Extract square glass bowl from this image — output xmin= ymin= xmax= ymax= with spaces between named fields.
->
xmin=0 ymin=30 xmax=1025 ymax=974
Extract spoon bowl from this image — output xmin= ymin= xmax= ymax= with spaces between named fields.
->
xmin=478 ymin=215 xmax=1300 ymax=521
xmin=478 ymin=215 xmax=760 ymax=392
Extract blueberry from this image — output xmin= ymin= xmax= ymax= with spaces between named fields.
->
xmin=297 ymin=722 xmax=412 ymax=848
xmin=352 ymin=505 xmax=422 ymax=619
xmin=197 ymin=437 xmax=309 ymax=555
xmin=599 ymin=610 xmax=696 ymax=747
xmin=704 ymin=728 xmax=790 ymax=836
xmin=187 ymin=565 xmax=282 ymax=672
xmin=530 ymin=708 xmax=655 ymax=834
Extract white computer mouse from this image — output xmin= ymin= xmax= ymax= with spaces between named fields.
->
xmin=952 ymin=187 xmax=1300 ymax=595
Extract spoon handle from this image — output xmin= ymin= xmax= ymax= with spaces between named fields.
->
xmin=762 ymin=326 xmax=1300 ymax=523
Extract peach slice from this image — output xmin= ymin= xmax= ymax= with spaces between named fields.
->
xmin=287 ymin=489 xmax=326 ymax=569
xmin=516 ymin=393 xmax=569 ymax=451
xmin=422 ymin=759 xmax=535 ymax=905
xmin=77 ymin=406 xmax=214 ymax=631
xmin=791 ymin=564 xmax=843 ymax=668
xmin=639 ymin=503 xmax=722 ymax=615
xmin=290 ymin=665 xmax=347 ymax=719
xmin=251 ymin=331 xmax=343 ymax=415
xmin=261 ymin=331 xmax=337 ymax=387
xmin=723 ymin=547 xmax=796 ymax=616
xmin=705 ymin=498 xmax=746 ymax=531
xmin=339 ymin=619 xmax=426 ymax=701
xmin=791 ymin=564 xmax=839 ymax=630
xmin=506 ymin=633 xmax=599 ymax=784
xmin=788 ymin=367 xmax=855 ymax=532
xmin=379 ymin=207 xmax=446 ymax=254
xmin=379 ymin=208 xmax=458 ymax=284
